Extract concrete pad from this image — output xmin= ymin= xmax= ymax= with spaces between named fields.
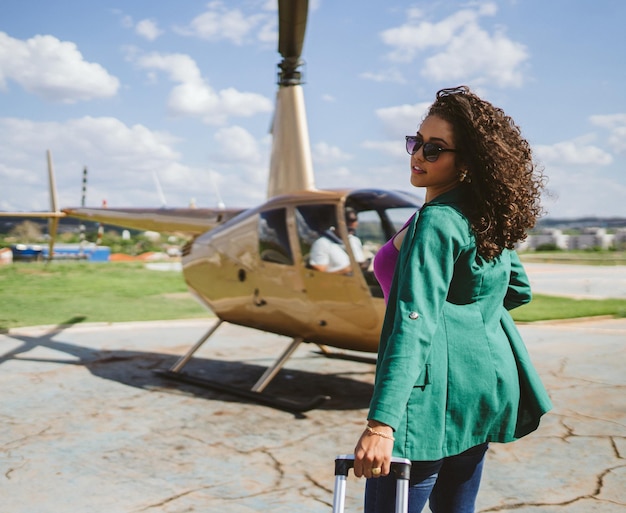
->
xmin=522 ymin=263 xmax=626 ymax=299
xmin=1 ymin=315 xmax=625 ymax=512
xmin=478 ymin=318 xmax=626 ymax=512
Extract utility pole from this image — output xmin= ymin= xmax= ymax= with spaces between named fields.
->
xmin=79 ymin=166 xmax=87 ymax=257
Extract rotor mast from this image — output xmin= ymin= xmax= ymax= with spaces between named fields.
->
xmin=267 ymin=0 xmax=315 ymax=199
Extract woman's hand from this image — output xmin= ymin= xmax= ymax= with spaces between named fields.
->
xmin=353 ymin=421 xmax=394 ymax=479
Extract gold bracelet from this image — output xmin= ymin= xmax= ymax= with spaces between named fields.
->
xmin=366 ymin=425 xmax=395 ymax=441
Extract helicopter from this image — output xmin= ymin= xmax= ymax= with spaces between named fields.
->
xmin=3 ymin=0 xmax=422 ymax=412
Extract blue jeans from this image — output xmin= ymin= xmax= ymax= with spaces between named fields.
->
xmin=364 ymin=443 xmax=488 ymax=513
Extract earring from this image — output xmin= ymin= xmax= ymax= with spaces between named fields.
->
xmin=459 ymin=169 xmax=469 ymax=182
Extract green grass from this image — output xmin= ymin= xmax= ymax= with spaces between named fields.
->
xmin=520 ymin=250 xmax=626 ymax=265
xmin=512 ymin=295 xmax=626 ymax=322
xmin=0 ymin=262 xmax=208 ymax=331
xmin=1 ymin=261 xmax=624 ymax=331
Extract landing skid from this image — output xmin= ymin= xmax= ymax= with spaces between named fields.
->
xmin=315 ymin=345 xmax=377 ymax=365
xmin=154 ymin=319 xmax=330 ymax=413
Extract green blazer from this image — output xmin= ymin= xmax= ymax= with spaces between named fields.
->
xmin=368 ymin=187 xmax=552 ymax=461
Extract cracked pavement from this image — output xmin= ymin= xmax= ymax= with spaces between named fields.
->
xmin=1 ymin=263 xmax=625 ymax=512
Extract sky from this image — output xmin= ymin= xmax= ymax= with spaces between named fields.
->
xmin=1 ymin=0 xmax=625 ymax=220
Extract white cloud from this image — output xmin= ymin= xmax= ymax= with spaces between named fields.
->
xmin=314 ymin=164 xmax=370 ymax=192
xmin=115 ymin=11 xmax=163 ymax=41
xmin=381 ymin=8 xmax=484 ymax=61
xmin=361 ymin=140 xmax=405 ymax=158
xmin=0 ymin=116 xmax=191 ymax=210
xmin=375 ymin=102 xmax=432 ymax=138
xmin=209 ymin=125 xmax=270 ymax=197
xmin=257 ymin=19 xmax=278 ymax=45
xmin=313 ymin=142 xmax=353 ymax=166
xmin=136 ymin=19 xmax=163 ymax=41
xmin=535 ymin=137 xmax=613 ymax=167
xmin=176 ymin=1 xmax=269 ymax=45
xmin=0 ymin=32 xmax=119 ymax=103
xmin=540 ymin=166 xmax=626 ymax=219
xmin=135 ymin=52 xmax=273 ymax=124
xmin=379 ymin=3 xmax=527 ymax=88
xmin=212 ymin=125 xmax=264 ymax=165
xmin=119 ymin=14 xmax=134 ymax=29
xmin=590 ymin=113 xmax=626 ymax=127
xmin=261 ymin=0 xmax=277 ymax=11
xmin=360 ymin=68 xmax=407 ymax=84
xmin=533 ymin=133 xmax=626 ymax=217
xmin=0 ymin=115 xmax=268 ymax=212
xmin=422 ymin=24 xmax=527 ymax=87
xmin=348 ymin=102 xmax=433 ymax=166
xmin=590 ymin=113 xmax=626 ymax=154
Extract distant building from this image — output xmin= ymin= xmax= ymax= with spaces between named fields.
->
xmin=518 ymin=229 xmax=569 ymax=250
xmin=613 ymin=229 xmax=626 ymax=249
xmin=11 ymin=243 xmax=110 ymax=262
xmin=568 ymin=228 xmax=613 ymax=250
xmin=521 ymin=227 xmax=617 ymax=251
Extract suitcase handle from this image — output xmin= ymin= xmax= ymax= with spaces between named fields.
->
xmin=334 ymin=454 xmax=411 ymax=479
xmin=333 ymin=455 xmax=411 ymax=513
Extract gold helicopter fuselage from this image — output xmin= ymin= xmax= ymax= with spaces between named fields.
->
xmin=183 ymin=187 xmax=420 ymax=353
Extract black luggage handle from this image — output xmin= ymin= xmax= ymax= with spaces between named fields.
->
xmin=333 ymin=455 xmax=412 ymax=513
xmin=334 ymin=454 xmax=411 ymax=479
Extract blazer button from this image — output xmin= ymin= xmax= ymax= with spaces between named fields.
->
xmin=408 ymin=311 xmax=419 ymax=319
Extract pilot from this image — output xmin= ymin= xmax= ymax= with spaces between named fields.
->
xmin=345 ymin=208 xmax=369 ymax=270
xmin=308 ymin=224 xmax=351 ymax=274
xmin=308 ymin=208 xmax=367 ymax=274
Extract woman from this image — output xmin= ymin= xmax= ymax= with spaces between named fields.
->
xmin=353 ymin=86 xmax=552 ymax=513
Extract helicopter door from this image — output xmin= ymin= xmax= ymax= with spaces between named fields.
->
xmin=295 ymin=204 xmax=379 ymax=332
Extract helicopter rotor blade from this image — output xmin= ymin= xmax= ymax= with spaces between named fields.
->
xmin=277 ymin=0 xmax=308 ymax=85
xmin=46 ymin=150 xmax=61 ymax=263
xmin=278 ymin=0 xmax=308 ymax=60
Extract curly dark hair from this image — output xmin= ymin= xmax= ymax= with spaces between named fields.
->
xmin=427 ymin=86 xmax=545 ymax=260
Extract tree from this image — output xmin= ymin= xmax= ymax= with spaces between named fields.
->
xmin=9 ymin=221 xmax=44 ymax=242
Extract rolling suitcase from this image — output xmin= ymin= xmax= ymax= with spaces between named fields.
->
xmin=333 ymin=455 xmax=411 ymax=513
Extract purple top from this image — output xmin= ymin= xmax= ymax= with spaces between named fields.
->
xmin=373 ymin=213 xmax=416 ymax=302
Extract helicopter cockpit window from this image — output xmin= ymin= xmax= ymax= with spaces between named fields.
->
xmin=258 ymin=208 xmax=293 ymax=265
xmin=345 ymin=192 xmax=421 ymax=297
xmin=295 ymin=205 xmax=351 ymax=274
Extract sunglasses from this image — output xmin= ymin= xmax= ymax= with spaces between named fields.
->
xmin=405 ymin=135 xmax=457 ymax=162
